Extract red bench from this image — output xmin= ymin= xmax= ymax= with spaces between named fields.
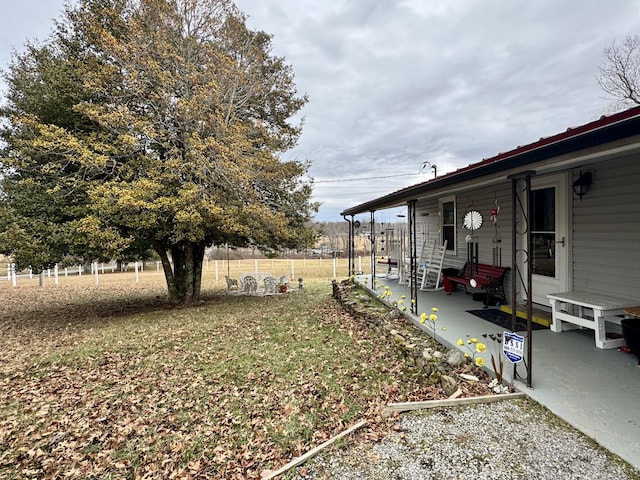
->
xmin=444 ymin=262 xmax=509 ymax=307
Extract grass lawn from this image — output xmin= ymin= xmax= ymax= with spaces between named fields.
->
xmin=0 ymin=269 xmax=445 ymax=479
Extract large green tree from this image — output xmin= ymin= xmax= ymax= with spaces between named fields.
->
xmin=0 ymin=0 xmax=317 ymax=302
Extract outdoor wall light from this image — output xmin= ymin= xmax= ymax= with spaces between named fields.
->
xmin=572 ymin=170 xmax=592 ymax=200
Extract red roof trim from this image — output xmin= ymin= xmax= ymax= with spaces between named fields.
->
xmin=438 ymin=105 xmax=640 ymax=181
xmin=341 ymin=105 xmax=640 ymax=216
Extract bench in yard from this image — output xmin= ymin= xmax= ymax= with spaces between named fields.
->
xmin=444 ymin=262 xmax=509 ymax=307
xmin=547 ymin=291 xmax=639 ymax=349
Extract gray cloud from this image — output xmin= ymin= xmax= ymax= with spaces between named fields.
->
xmin=3 ymin=1 xmax=640 ymax=220
xmin=233 ymin=0 xmax=640 ymax=220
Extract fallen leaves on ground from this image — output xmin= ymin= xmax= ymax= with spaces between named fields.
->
xmin=0 ymin=277 xmax=492 ymax=479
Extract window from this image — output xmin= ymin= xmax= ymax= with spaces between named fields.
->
xmin=440 ymin=196 xmax=456 ymax=252
xmin=531 ymin=187 xmax=556 ymax=277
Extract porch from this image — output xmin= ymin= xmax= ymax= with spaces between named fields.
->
xmin=355 ymin=273 xmax=640 ymax=469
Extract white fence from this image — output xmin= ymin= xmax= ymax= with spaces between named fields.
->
xmin=2 ymin=261 xmax=144 ymax=286
xmin=2 ymin=256 xmax=366 ymax=288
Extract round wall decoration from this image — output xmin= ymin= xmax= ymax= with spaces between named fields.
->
xmin=463 ymin=210 xmax=483 ymax=230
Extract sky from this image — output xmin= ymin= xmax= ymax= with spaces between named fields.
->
xmin=1 ymin=1 xmax=639 ymax=223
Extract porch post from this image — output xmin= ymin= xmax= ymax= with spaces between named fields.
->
xmin=509 ymin=171 xmax=534 ymax=389
xmin=351 ymin=216 xmax=357 ymax=276
xmin=511 ymin=176 xmax=518 ymax=330
xmin=343 ymin=215 xmax=355 ymax=277
xmin=408 ymin=200 xmax=418 ymax=314
xmin=370 ymin=210 xmax=376 ymax=289
xmin=525 ymin=175 xmax=533 ymax=387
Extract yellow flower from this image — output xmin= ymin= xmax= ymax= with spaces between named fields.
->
xmin=420 ymin=312 xmax=428 ymax=324
xmin=411 ymin=299 xmax=416 ymax=304
xmin=397 ymin=298 xmax=404 ymax=304
xmin=429 ymin=314 xmax=437 ymax=322
xmin=464 ymin=353 xmax=470 ymax=358
xmin=431 ymin=307 xmax=439 ymax=312
xmin=400 ymin=295 xmax=407 ymax=299
xmin=470 ymin=337 xmax=479 ymax=343
xmin=476 ymin=342 xmax=487 ymax=353
xmin=442 ymin=327 xmax=447 ymax=331
xmin=457 ymin=339 xmax=464 ymax=346
xmin=475 ymin=357 xmax=485 ymax=367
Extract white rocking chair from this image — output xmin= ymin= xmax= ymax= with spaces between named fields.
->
xmin=419 ymin=240 xmax=447 ymax=291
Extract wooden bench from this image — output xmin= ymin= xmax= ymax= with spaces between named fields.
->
xmin=547 ymin=291 xmax=639 ymax=349
xmin=444 ymin=262 xmax=509 ymax=307
xmin=376 ymin=258 xmax=399 ymax=278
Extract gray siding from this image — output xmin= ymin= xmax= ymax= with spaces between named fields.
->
xmin=453 ymin=185 xmax=513 ymax=267
xmin=416 ymin=183 xmax=514 ymax=296
xmin=414 ymin=155 xmax=640 ymax=303
xmin=572 ymin=156 xmax=640 ymax=300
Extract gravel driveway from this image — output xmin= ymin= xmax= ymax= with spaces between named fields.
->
xmin=291 ymin=397 xmax=640 ymax=480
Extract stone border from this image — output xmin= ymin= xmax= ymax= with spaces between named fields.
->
xmin=331 ymin=279 xmax=498 ymax=397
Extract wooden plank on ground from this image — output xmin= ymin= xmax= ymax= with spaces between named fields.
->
xmin=382 ymin=392 xmax=526 ymax=417
xmin=260 ymin=419 xmax=368 ymax=480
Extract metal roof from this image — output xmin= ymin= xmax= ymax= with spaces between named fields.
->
xmin=340 ymin=105 xmax=640 ymax=216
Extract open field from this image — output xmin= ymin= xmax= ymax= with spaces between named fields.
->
xmin=0 ymin=264 xmax=462 ymax=479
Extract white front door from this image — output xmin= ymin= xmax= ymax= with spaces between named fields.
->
xmin=530 ymin=173 xmax=570 ymax=304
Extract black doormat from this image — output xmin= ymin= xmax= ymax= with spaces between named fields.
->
xmin=466 ymin=309 xmax=548 ymax=331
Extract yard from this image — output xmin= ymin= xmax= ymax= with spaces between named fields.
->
xmin=0 ymin=263 xmax=470 ymax=479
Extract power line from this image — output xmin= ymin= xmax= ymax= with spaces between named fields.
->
xmin=313 ymin=171 xmax=421 ymax=183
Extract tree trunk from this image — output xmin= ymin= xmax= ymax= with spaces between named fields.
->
xmin=154 ymin=240 xmax=206 ymax=304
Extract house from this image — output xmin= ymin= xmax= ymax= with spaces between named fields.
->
xmin=340 ymin=105 xmax=640 ymax=339
xmin=340 ymin=106 xmax=640 ymax=467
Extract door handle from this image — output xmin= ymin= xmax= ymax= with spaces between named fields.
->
xmin=555 ymin=236 xmax=565 ymax=247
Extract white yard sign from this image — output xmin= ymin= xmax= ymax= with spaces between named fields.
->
xmin=503 ymin=331 xmax=524 ymax=364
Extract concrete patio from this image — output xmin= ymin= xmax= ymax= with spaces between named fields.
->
xmin=354 ymin=274 xmax=640 ymax=469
